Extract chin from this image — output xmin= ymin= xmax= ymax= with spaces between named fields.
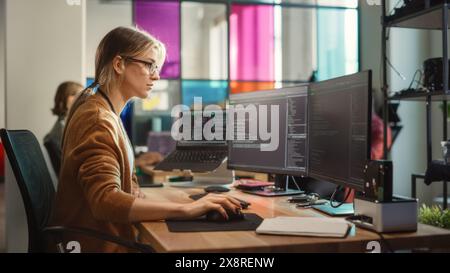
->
xmin=136 ymin=90 xmax=150 ymax=99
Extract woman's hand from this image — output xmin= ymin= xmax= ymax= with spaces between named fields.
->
xmin=131 ymin=182 xmax=146 ymax=199
xmin=132 ymin=188 xmax=146 ymax=199
xmin=181 ymin=194 xmax=242 ymax=220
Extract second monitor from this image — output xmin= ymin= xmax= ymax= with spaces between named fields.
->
xmin=308 ymin=71 xmax=372 ymax=192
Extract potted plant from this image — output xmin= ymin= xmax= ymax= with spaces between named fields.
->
xmin=418 ymin=204 xmax=450 ymax=229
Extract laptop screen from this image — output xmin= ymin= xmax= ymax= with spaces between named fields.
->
xmin=176 ymin=110 xmax=227 ymax=147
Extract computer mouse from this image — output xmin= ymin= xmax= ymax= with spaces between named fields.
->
xmin=206 ymin=209 xmax=244 ymax=222
xmin=204 ymin=185 xmax=230 ymax=193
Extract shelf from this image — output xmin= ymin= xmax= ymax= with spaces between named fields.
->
xmin=388 ymin=90 xmax=450 ymax=101
xmin=384 ymin=3 xmax=450 ymax=30
xmin=433 ymin=196 xmax=450 ymax=205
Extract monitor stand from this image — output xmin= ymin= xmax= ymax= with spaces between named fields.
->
xmin=243 ymin=175 xmax=304 ymax=197
xmin=169 ymin=161 xmax=234 ymax=189
xmin=311 ymin=187 xmax=356 ymax=216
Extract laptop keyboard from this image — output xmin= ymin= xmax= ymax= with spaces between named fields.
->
xmin=169 ymin=150 xmax=227 ymax=163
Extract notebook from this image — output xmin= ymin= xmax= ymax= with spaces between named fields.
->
xmin=256 ymin=217 xmax=351 ymax=238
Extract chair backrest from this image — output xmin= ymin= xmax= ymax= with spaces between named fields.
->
xmin=0 ymin=129 xmax=56 ymax=252
xmin=0 ymin=141 xmax=5 ymax=178
xmin=44 ymin=139 xmax=61 ymax=175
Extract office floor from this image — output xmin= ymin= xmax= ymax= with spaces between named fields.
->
xmin=0 ymin=182 xmax=5 ymax=252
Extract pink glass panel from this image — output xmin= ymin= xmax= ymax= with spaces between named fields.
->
xmin=134 ymin=0 xmax=180 ymax=79
xmin=230 ymin=4 xmax=274 ymax=81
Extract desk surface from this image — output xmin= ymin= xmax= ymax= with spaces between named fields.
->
xmin=139 ymin=165 xmax=268 ymax=183
xmin=137 ymin=185 xmax=450 ymax=253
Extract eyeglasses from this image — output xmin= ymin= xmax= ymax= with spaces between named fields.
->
xmin=122 ymin=56 xmax=160 ymax=75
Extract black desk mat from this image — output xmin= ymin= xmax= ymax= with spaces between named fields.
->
xmin=166 ymin=213 xmax=263 ymax=232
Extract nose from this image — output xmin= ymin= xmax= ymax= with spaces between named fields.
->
xmin=151 ymin=70 xmax=160 ymax=81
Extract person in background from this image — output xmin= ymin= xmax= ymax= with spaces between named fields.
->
xmin=44 ymin=81 xmax=83 ymax=174
xmin=371 ymin=111 xmax=393 ymax=161
xmin=51 ymin=27 xmax=241 ymax=253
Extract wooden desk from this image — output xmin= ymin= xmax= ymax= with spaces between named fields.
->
xmin=139 ymin=166 xmax=269 ymax=184
xmin=137 ymin=185 xmax=450 ymax=253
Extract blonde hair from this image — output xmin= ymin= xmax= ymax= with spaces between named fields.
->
xmin=63 ymin=27 xmax=165 ymax=142
xmin=95 ymin=26 xmax=166 ymax=94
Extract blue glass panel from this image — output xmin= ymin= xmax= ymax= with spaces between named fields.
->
xmin=182 ymin=80 xmax=228 ymax=108
xmin=317 ymin=8 xmax=359 ymax=81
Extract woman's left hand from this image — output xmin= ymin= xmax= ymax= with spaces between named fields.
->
xmin=133 ymin=189 xmax=146 ymax=199
xmin=132 ymin=183 xmax=146 ymax=199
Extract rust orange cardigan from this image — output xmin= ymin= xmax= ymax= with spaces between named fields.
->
xmin=50 ymin=93 xmax=139 ymax=253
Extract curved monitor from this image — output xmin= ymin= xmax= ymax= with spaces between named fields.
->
xmin=308 ymin=70 xmax=372 ymax=192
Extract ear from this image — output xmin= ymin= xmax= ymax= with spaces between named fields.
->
xmin=112 ymin=55 xmax=125 ymax=75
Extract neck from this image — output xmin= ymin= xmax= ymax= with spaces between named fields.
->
xmin=100 ymin=86 xmax=129 ymax=115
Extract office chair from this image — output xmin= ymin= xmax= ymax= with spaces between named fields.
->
xmin=0 ymin=129 xmax=154 ymax=253
xmin=0 ymin=141 xmax=5 ymax=181
xmin=43 ymin=139 xmax=61 ymax=176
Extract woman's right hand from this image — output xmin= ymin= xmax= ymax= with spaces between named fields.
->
xmin=182 ymin=194 xmax=242 ymax=220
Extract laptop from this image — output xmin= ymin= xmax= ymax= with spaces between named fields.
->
xmin=147 ymin=131 xmax=176 ymax=156
xmin=154 ymin=140 xmax=228 ymax=172
xmin=154 ymin=111 xmax=228 ymax=173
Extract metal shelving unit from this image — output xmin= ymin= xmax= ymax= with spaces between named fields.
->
xmin=388 ymin=90 xmax=450 ymax=101
xmin=382 ymin=0 xmax=449 ymax=209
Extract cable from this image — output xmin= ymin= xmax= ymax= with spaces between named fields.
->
xmin=329 ymin=186 xmax=352 ymax=208
xmin=386 ymin=57 xmax=407 ymax=81
xmin=376 ymin=231 xmax=395 ymax=253
xmin=408 ymin=69 xmax=423 ymax=90
xmin=382 ymin=26 xmax=409 ymax=96
xmin=346 ymin=215 xmax=395 ymax=253
xmin=289 ymin=176 xmax=301 ymax=191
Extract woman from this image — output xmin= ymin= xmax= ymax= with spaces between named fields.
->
xmin=44 ymin=81 xmax=83 ymax=174
xmin=51 ymin=27 xmax=241 ymax=253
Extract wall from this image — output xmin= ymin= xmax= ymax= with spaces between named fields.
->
xmin=5 ymin=0 xmax=85 ymax=252
xmin=0 ymin=0 xmax=5 ymax=129
xmin=0 ymin=0 xmax=5 ymax=255
xmin=86 ymin=0 xmax=132 ymax=79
